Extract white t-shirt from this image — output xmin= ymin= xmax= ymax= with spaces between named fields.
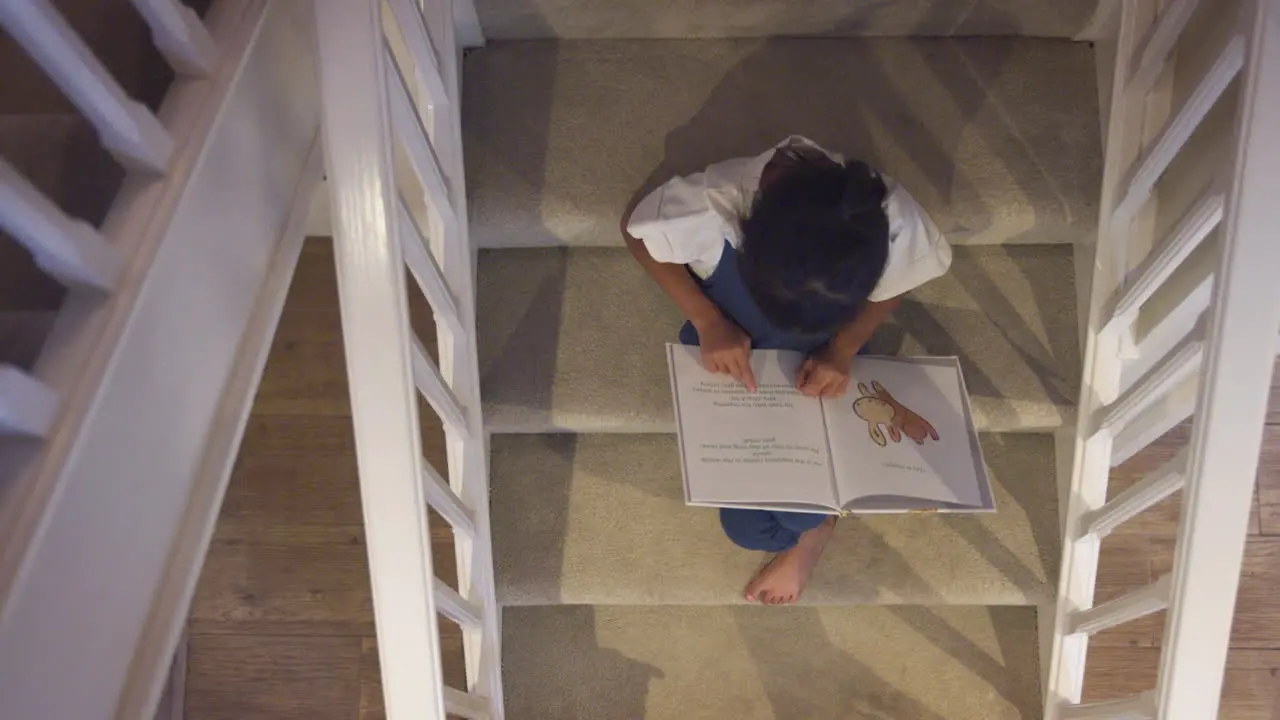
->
xmin=625 ymin=136 xmax=951 ymax=302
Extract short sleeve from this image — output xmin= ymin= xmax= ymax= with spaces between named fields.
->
xmin=868 ymin=183 xmax=952 ymax=302
xmin=624 ymin=172 xmax=728 ymax=269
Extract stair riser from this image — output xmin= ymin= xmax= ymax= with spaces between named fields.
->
xmin=473 ymin=0 xmax=1095 ymax=41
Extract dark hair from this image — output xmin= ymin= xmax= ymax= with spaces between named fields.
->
xmin=739 ymin=159 xmax=890 ymax=334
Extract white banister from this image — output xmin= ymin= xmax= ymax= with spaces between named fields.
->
xmin=1103 ymin=186 xmax=1223 ymax=334
xmin=1127 ymin=0 xmax=1200 ymax=97
xmin=1067 ymin=574 xmax=1172 ymax=636
xmin=422 ymin=460 xmax=476 ymax=541
xmin=1093 ymin=329 xmax=1203 ymax=437
xmin=443 ymin=687 xmax=491 ymax=719
xmin=1047 ymin=4 xmax=1160 ymax=711
xmin=386 ymin=48 xmax=460 ymax=237
xmin=1110 ymin=372 xmax=1198 ymax=466
xmin=0 ymin=366 xmax=59 ymax=437
xmin=433 ymin=577 xmax=483 ymax=630
xmin=1156 ymin=1 xmax=1280 ymax=716
xmin=0 ymin=0 xmax=173 ymax=173
xmin=1082 ymin=448 xmax=1187 ymax=538
xmin=410 ymin=334 xmax=470 ymax=438
xmin=1060 ymin=691 xmax=1158 ymax=720
xmin=0 ymin=157 xmax=121 ymax=291
xmin=1112 ymin=33 xmax=1246 ymax=225
xmin=398 ymin=198 xmax=464 ymax=333
xmin=128 ymin=0 xmax=218 ymax=75
xmin=315 ymin=2 xmax=451 ymax=717
xmin=385 ymin=0 xmax=450 ymax=115
xmin=409 ymin=0 xmax=505 ymax=713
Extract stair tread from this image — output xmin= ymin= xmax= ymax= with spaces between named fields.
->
xmin=463 ymin=38 xmax=1101 ymax=248
xmin=478 ymin=245 xmax=1079 ymax=434
xmin=491 ymin=433 xmax=1059 ymax=606
xmin=502 ymin=604 xmax=1042 ymax=720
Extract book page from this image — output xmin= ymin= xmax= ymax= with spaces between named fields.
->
xmin=821 ymin=356 xmax=985 ymax=509
xmin=668 ymin=345 xmax=837 ymax=508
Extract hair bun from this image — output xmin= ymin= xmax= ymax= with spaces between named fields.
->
xmin=840 ymin=161 xmax=887 ymax=218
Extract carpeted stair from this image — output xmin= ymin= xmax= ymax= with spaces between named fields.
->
xmin=466 ymin=28 xmax=1099 ymax=720
xmin=477 ymin=244 xmax=1081 ymax=435
xmin=503 ymin=605 xmax=1042 ymax=720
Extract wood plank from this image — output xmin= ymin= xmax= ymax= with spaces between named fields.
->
xmin=282 ymin=239 xmax=343 ymax=312
xmin=184 ymin=634 xmax=362 ymax=720
xmin=239 ymin=415 xmax=357 ymax=455
xmin=253 ymin=337 xmax=351 ymax=416
xmin=219 ymin=454 xmax=363 ymax=526
xmin=1267 ymin=358 xmax=1280 ymax=425
xmin=1084 ymin=647 xmax=1280 ymax=718
xmin=1108 ymin=424 xmax=1189 ymax=536
xmin=189 ymin=537 xmax=375 ymax=634
xmin=1151 ymin=537 xmax=1280 ymax=650
xmin=1092 ymin=535 xmax=1161 ymax=648
xmin=190 ymin=525 xmax=457 ymax=634
xmin=1258 ymin=423 xmax=1280 ymax=535
xmin=1262 ymin=504 xmax=1280 ymax=537
xmin=1109 ymin=423 xmax=1273 ymax=536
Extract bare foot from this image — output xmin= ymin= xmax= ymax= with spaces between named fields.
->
xmin=744 ymin=517 xmax=836 ymax=605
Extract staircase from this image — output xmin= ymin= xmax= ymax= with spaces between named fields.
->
xmin=0 ymin=0 xmax=161 ymax=376
xmin=463 ymin=6 xmax=1101 ymax=718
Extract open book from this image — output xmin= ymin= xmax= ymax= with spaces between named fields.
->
xmin=667 ymin=344 xmax=993 ymax=515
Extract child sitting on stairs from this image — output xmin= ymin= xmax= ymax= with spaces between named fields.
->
xmin=622 ymin=136 xmax=951 ymax=605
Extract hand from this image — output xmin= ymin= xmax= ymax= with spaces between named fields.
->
xmin=697 ymin=315 xmax=756 ymax=391
xmin=797 ymin=345 xmax=854 ymax=398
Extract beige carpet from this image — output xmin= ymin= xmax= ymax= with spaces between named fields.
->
xmin=473 ymin=0 xmax=1094 ymax=41
xmin=463 ymin=39 xmax=1101 ymax=249
xmin=477 ymin=245 xmax=1079 ymax=435
xmin=501 ymin=605 xmax=1042 ymax=720
xmin=490 ymin=432 xmax=1059 ymax=606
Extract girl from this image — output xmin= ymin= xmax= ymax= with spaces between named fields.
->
xmin=622 ymin=136 xmax=951 ymax=605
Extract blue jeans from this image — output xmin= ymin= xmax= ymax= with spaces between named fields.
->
xmin=718 ymin=507 xmax=830 ymax=552
xmin=680 ymin=241 xmax=840 ymax=552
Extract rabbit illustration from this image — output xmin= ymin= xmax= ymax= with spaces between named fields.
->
xmin=851 ymin=381 xmax=939 ymax=447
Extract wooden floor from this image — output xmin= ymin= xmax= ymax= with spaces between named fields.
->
xmin=185 ymin=239 xmax=463 ymax=720
xmin=185 ymin=238 xmax=1280 ymax=718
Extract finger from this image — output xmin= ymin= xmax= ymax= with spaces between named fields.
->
xmin=889 ymin=425 xmax=902 ymax=443
xmin=729 ymin=357 xmax=753 ymax=391
xmin=927 ymin=421 xmax=939 ymax=441
xmin=806 ymin=371 xmax=834 ymax=397
xmin=818 ymin=377 xmax=841 ymax=398
xmin=822 ymin=375 xmax=849 ymax=398
xmin=739 ymin=355 xmax=758 ymax=392
xmin=796 ymin=358 xmax=814 ymax=390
